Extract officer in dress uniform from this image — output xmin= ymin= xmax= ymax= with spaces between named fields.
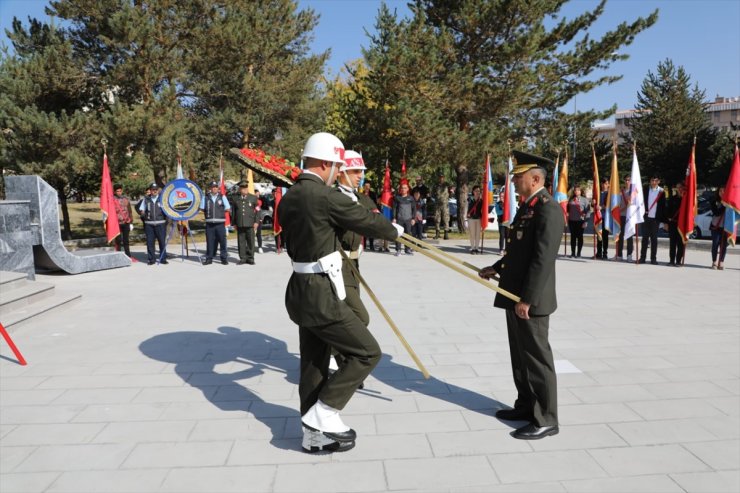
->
xmin=231 ymin=181 xmax=259 ymax=265
xmin=200 ymin=181 xmax=231 ymax=265
xmin=479 ymin=150 xmax=563 ymax=440
xmin=280 ymin=133 xmax=403 ymax=453
xmin=138 ymin=183 xmax=168 ymax=265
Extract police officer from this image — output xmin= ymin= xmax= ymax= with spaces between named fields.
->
xmin=231 ymin=181 xmax=259 ymax=265
xmin=138 ymin=182 xmax=168 ymax=265
xmin=432 ymin=173 xmax=450 ymax=239
xmin=280 ymin=133 xmax=402 ymax=453
xmin=200 ymin=181 xmax=231 ymax=265
xmin=479 ymin=150 xmax=563 ymax=440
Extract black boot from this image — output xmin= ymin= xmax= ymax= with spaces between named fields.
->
xmin=443 ymin=230 xmax=449 ymax=240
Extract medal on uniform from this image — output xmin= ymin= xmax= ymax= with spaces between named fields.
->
xmin=517 ymin=230 xmax=523 ymax=240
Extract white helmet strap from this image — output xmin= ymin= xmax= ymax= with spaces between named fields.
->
xmin=325 ymin=161 xmax=338 ymax=186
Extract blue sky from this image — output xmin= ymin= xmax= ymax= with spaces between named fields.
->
xmin=2 ymin=0 xmax=738 ymax=121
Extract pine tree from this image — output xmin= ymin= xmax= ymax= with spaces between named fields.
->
xmin=336 ymin=0 xmax=657 ymax=231
xmin=623 ymin=58 xmax=732 ymax=187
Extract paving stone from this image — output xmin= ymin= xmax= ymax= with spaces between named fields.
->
xmin=428 ymin=429 xmax=532 ymax=456
xmin=132 ymin=386 xmax=217 ymax=403
xmin=558 ymin=403 xmax=643 ymax=425
xmin=385 ymin=456 xmax=499 ymax=491
xmin=71 ymin=402 xmax=168 ymax=422
xmin=609 ymin=418 xmax=719 ymax=445
xmin=375 ymin=410 xmax=469 ymax=434
xmin=52 ymin=388 xmax=142 ymax=405
xmin=122 ymin=440 xmax=232 ymax=468
xmin=640 ymin=381 xmax=733 ymax=399
xmin=92 ymin=420 xmax=196 ymax=443
xmin=528 ymin=424 xmax=627 ymax=451
xmin=274 ymin=461 xmax=386 ymax=492
xmin=13 ymin=443 xmax=133 ymax=472
xmin=561 ymin=474 xmax=684 ymax=492
xmin=669 ymin=470 xmax=740 ymax=493
xmin=2 ymin=423 xmax=105 ymax=446
xmin=0 ymin=389 xmax=65 ymax=405
xmin=489 ymin=450 xmax=608 ymax=483
xmin=589 ymin=444 xmax=710 ymax=476
xmin=46 ymin=469 xmax=169 ymax=492
xmin=0 ymin=404 xmax=83 ymax=424
xmin=331 ymin=433 xmax=433 ymax=462
xmin=682 ymin=440 xmax=740 ymax=470
xmin=569 ymin=384 xmax=657 ymax=404
xmin=0 ymin=376 xmax=49 ymax=390
xmin=0 ymin=472 xmax=60 ymax=493
xmin=626 ymin=398 xmax=727 ymax=420
xmin=0 ymin=446 xmax=36 ymax=473
xmin=160 ymin=465 xmax=276 ymax=492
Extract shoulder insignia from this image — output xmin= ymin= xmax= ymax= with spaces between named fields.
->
xmin=541 ymin=196 xmax=549 ymax=204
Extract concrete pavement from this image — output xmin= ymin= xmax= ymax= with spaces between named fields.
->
xmin=1 ymin=237 xmax=738 ymax=492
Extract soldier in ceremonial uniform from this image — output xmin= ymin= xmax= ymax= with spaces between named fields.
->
xmin=231 ymin=181 xmax=259 ymax=265
xmin=200 ymin=181 xmax=231 ymax=265
xmin=479 ymin=150 xmax=563 ymax=440
xmin=138 ymin=183 xmax=168 ymax=265
xmin=432 ymin=173 xmax=450 ymax=239
xmin=280 ymin=133 xmax=402 ymax=453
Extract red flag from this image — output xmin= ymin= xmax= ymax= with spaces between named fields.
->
xmin=401 ymin=157 xmax=407 ymax=178
xmin=678 ymin=143 xmax=698 ymax=244
xmin=721 ymin=144 xmax=740 ymax=246
xmin=380 ymin=160 xmax=393 ymax=219
xmin=592 ymin=147 xmax=602 ymax=238
xmin=273 ymin=186 xmax=283 ymax=237
xmin=481 ymin=154 xmax=490 ymax=232
xmin=219 ymin=155 xmax=231 ymax=228
xmin=100 ymin=151 xmax=120 ymax=244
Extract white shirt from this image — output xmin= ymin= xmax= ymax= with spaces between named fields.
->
xmin=647 ymin=186 xmax=662 ymax=219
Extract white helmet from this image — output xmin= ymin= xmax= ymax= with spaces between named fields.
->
xmin=339 ymin=150 xmax=366 ymax=171
xmin=302 ymin=132 xmax=345 ymax=164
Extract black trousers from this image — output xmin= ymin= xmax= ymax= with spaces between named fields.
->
xmin=497 ymin=217 xmax=506 ymax=251
xmin=617 ymin=216 xmax=633 ymax=257
xmin=299 ymin=302 xmax=381 ymax=415
xmin=568 ymin=220 xmax=585 ymax=257
xmin=236 ymin=226 xmax=255 ymax=262
xmin=395 ymin=219 xmax=413 ymax=252
xmin=144 ymin=222 xmax=166 ymax=263
xmin=115 ymin=223 xmax=131 ymax=257
xmin=505 ymin=310 xmax=558 ymax=427
xmin=205 ymin=222 xmax=227 ymax=261
xmin=597 ymin=221 xmax=609 ymax=258
xmin=668 ymin=222 xmax=685 ymax=264
xmin=640 ymin=217 xmax=659 ymax=262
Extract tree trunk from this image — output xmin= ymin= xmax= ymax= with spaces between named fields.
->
xmin=59 ymin=192 xmax=71 ymax=240
xmin=455 ymin=164 xmax=469 ymax=233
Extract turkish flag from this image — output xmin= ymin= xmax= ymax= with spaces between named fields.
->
xmin=176 ymin=190 xmax=187 ymax=198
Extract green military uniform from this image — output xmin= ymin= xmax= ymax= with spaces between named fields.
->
xmin=280 ymin=172 xmax=398 ymax=415
xmin=432 ymin=178 xmax=450 ymax=238
xmin=231 ymin=189 xmax=260 ymax=264
xmin=491 ymin=186 xmax=563 ymax=428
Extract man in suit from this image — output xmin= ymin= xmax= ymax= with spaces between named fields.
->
xmin=665 ymin=183 xmax=686 ymax=266
xmin=280 ymin=133 xmax=402 ymax=453
xmin=478 ymin=150 xmax=563 ymax=440
xmin=638 ymin=175 xmax=666 ymax=265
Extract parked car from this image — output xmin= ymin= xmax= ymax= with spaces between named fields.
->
xmin=691 ymin=198 xmax=713 ymax=239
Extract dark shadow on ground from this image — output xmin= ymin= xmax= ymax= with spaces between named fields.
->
xmin=139 ymin=327 xmax=300 ymax=450
xmin=364 ymin=353 xmax=518 ymax=428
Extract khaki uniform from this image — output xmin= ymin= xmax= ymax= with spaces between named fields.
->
xmin=432 ymin=182 xmax=450 ymax=236
xmin=492 ymin=187 xmax=563 ymax=427
xmin=231 ymin=192 xmax=259 ymax=263
xmin=280 ymin=173 xmax=397 ymax=415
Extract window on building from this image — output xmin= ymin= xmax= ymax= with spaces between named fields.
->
xmin=731 ymin=109 xmax=738 ymax=121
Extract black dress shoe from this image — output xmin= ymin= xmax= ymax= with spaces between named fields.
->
xmin=495 ymin=408 xmax=532 ymax=421
xmin=203 ymin=259 xmax=213 ymax=265
xmin=246 ymin=259 xmax=255 ymax=265
xmin=160 ymin=259 xmax=168 ymax=264
xmin=147 ymin=261 xmax=155 ymax=265
xmin=303 ymin=439 xmax=355 ymax=453
xmin=512 ymin=423 xmax=559 ymax=440
xmin=221 ymin=259 xmax=228 ymax=265
xmin=651 ymin=259 xmax=658 ymax=265
xmin=302 ymin=423 xmax=356 ymax=443
xmin=237 ymin=260 xmax=246 ymax=265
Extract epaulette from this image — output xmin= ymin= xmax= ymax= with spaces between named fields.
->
xmin=541 ymin=196 xmax=549 ymax=204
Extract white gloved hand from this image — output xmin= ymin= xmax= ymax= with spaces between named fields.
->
xmin=392 ymin=223 xmax=404 ymax=238
xmin=129 ymin=224 xmax=134 ymax=231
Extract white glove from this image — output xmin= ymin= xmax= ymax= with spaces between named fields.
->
xmin=392 ymin=223 xmax=405 ymax=238
xmin=129 ymin=224 xmax=134 ymax=231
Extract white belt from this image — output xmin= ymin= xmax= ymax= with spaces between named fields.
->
xmin=292 ymin=251 xmax=346 ymax=300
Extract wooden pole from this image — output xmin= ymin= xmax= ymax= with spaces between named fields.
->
xmin=402 ymin=233 xmax=481 ymax=272
xmin=397 ymin=236 xmax=521 ymax=303
xmin=338 ymin=249 xmax=430 ymax=379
